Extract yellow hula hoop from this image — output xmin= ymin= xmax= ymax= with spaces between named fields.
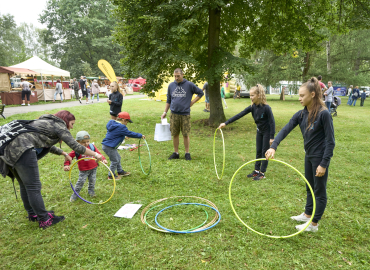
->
xmin=213 ymin=128 xmax=225 ymax=180
xmin=68 ymin=157 xmax=116 ymax=205
xmin=229 ymin=158 xmax=316 ymax=238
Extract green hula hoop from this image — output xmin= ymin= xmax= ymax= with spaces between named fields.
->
xmin=138 ymin=138 xmax=151 ymax=175
xmin=229 ymin=158 xmax=316 ymax=238
xmin=144 ymin=204 xmax=209 ymax=232
xmin=213 ymin=128 xmax=225 ymax=180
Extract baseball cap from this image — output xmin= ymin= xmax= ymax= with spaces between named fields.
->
xmin=117 ymin=112 xmax=133 ymax=123
xmin=76 ymin=131 xmax=90 ymax=141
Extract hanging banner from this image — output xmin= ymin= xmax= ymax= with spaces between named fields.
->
xmin=98 ymin=60 xmax=117 ymax=82
xmin=333 ymin=87 xmax=346 ymax=96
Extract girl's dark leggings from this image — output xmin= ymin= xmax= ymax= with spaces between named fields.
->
xmin=304 ymin=156 xmax=329 ymax=223
xmin=13 ymin=148 xmax=49 ymax=221
xmin=255 ymin=130 xmax=270 ymax=172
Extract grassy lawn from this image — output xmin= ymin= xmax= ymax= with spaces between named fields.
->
xmin=0 ymin=95 xmax=368 ymax=269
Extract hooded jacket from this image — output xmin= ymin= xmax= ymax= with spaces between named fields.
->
xmin=102 ymin=120 xmax=142 ymax=148
xmin=109 ymin=91 xmax=123 ymax=115
xmin=166 ymin=79 xmax=204 ymax=115
xmin=1 ymin=114 xmax=86 ymax=167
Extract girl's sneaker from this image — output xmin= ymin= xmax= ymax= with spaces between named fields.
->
xmin=291 ymin=212 xmax=311 ymax=222
xmin=253 ymin=172 xmax=265 ymax=180
xmin=28 ymin=210 xmax=55 ymax=222
xmin=39 ymin=213 xmax=65 ymax=229
xmin=88 ymin=191 xmax=96 ymax=197
xmin=247 ymin=170 xmax=260 ymax=178
xmin=295 ymin=221 xmax=319 ymax=232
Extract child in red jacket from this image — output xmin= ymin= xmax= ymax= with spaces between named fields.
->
xmin=64 ymin=131 xmax=107 ymax=202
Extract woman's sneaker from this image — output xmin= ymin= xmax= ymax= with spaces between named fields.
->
xmin=253 ymin=172 xmax=265 ymax=180
xmin=295 ymin=221 xmax=319 ymax=232
xmin=28 ymin=210 xmax=55 ymax=222
xmin=38 ymin=213 xmax=65 ymax=229
xmin=291 ymin=212 xmax=311 ymax=222
xmin=118 ymin=171 xmax=131 ymax=177
xmin=247 ymin=170 xmax=260 ymax=178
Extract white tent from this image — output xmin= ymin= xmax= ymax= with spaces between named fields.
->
xmin=10 ymin=56 xmax=71 ymax=101
xmin=10 ymin=56 xmax=70 ymax=77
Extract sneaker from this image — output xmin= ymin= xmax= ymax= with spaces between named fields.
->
xmin=70 ymin=194 xmax=78 ymax=202
xmin=185 ymin=153 xmax=191 ymax=161
xmin=253 ymin=172 xmax=265 ymax=180
xmin=28 ymin=210 xmax=55 ymax=222
xmin=39 ymin=212 xmax=65 ymax=230
xmin=247 ymin=170 xmax=260 ymax=178
xmin=28 ymin=104 xmax=30 ymax=106
xmin=88 ymin=191 xmax=96 ymax=197
xmin=291 ymin=212 xmax=311 ymax=222
xmin=79 ymin=99 xmax=82 ymax=104
xmin=168 ymin=152 xmax=180 ymax=160
xmin=21 ymin=103 xmax=25 ymax=106
xmin=91 ymin=101 xmax=93 ymax=103
xmin=86 ymin=102 xmax=89 ymax=104
xmin=118 ymin=171 xmax=131 ymax=177
xmin=295 ymin=221 xmax=319 ymax=232
xmin=108 ymin=175 xmax=121 ymax=180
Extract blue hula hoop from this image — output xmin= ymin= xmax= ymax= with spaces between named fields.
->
xmin=155 ymin=203 xmax=221 ymax=234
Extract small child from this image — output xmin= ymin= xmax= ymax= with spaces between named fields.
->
xmin=64 ymin=131 xmax=108 ymax=202
xmin=360 ymin=90 xmax=366 ymax=106
xmin=221 ymin=83 xmax=228 ymax=109
xmin=107 ymin=81 xmax=123 ymax=120
xmin=219 ymin=84 xmax=275 ymax=180
xmin=102 ymin=112 xmax=145 ymax=180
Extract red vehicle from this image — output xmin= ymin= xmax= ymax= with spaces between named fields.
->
xmin=132 ymin=83 xmax=142 ymax=92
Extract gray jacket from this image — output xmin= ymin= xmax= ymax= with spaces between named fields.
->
xmin=55 ymin=82 xmax=63 ymax=94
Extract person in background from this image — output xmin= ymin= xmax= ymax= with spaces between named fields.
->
xmin=351 ymin=86 xmax=360 ymax=106
xmin=20 ymin=78 xmax=33 ymax=106
xmin=73 ymin=78 xmax=81 ymax=103
xmin=203 ymin=82 xmax=210 ymax=112
xmin=91 ymin=79 xmax=101 ymax=103
xmin=107 ymin=81 xmax=123 ymax=120
xmin=221 ymin=83 xmax=228 ymax=109
xmin=360 ymin=89 xmax=366 ymax=107
xmin=347 ymin=85 xmax=353 ymax=105
xmin=53 ymin=79 xmax=63 ymax=103
xmin=324 ymin=81 xmax=334 ymax=112
xmin=317 ymin=75 xmax=327 ymax=100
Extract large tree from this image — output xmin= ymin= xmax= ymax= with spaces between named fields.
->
xmin=113 ymin=0 xmax=370 ymax=126
xmin=39 ymin=0 xmax=123 ymax=78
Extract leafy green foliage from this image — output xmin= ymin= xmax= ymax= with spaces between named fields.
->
xmin=39 ymin=0 xmax=124 ymax=78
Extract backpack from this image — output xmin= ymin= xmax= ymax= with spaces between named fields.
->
xmin=75 ymin=143 xmax=95 ymax=160
xmin=353 ymin=90 xmax=358 ymax=97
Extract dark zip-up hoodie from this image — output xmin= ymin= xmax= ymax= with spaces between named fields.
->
xmin=270 ymin=107 xmax=335 ymax=168
xmin=102 ymin=120 xmax=142 ymax=149
xmin=109 ymin=91 xmax=123 ymax=115
xmin=225 ymin=104 xmax=275 ymax=139
xmin=166 ymin=79 xmax=204 ymax=115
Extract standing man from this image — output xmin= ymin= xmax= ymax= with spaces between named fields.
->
xmin=203 ymin=81 xmax=210 ymax=112
xmin=73 ymin=78 xmax=81 ymax=103
xmin=317 ymin=75 xmax=327 ymax=99
xmin=161 ymin=68 xmax=204 ymax=161
xmin=79 ymin=76 xmax=88 ymax=104
xmin=20 ymin=78 xmax=33 ymax=106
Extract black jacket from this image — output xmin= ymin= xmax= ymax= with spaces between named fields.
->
xmin=271 ymin=107 xmax=335 ymax=168
xmin=109 ymin=91 xmax=123 ymax=115
xmin=225 ymin=104 xmax=275 ymax=139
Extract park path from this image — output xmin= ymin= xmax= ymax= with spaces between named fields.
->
xmin=2 ymin=94 xmax=146 ymax=118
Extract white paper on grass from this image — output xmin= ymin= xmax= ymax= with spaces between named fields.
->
xmin=154 ymin=123 xmax=171 ymax=142
xmin=114 ymin=204 xmax=142 ymax=218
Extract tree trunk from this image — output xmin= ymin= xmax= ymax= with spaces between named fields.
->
xmin=354 ymin=48 xmax=361 ymax=75
xmin=302 ymin=52 xmax=311 ymax=81
xmin=279 ymin=87 xmax=285 ymax=101
xmin=326 ymin=40 xmax=331 ymax=74
xmin=207 ymin=6 xmax=226 ymax=127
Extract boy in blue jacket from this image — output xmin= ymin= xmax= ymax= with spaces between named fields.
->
xmin=102 ymin=112 xmax=145 ymax=180
xmin=360 ymin=90 xmax=366 ymax=106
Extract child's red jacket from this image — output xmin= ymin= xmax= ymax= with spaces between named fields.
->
xmin=64 ymin=144 xmax=106 ymax=171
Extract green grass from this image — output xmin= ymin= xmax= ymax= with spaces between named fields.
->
xmin=0 ymin=96 xmax=369 ymax=269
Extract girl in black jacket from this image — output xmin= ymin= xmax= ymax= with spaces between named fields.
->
xmin=107 ymin=81 xmax=123 ymax=120
xmin=218 ymin=84 xmax=275 ymax=180
xmin=266 ymin=77 xmax=335 ymax=232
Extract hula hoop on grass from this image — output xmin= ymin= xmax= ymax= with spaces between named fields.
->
xmin=229 ymin=158 xmax=316 ymax=238
xmin=145 ymin=203 xmax=209 ymax=232
xmin=141 ymin=196 xmax=220 ymax=233
xmin=138 ymin=138 xmax=151 ymax=175
xmin=155 ymin=203 xmax=220 ymax=234
xmin=68 ymin=157 xmax=116 ymax=204
xmin=213 ymin=128 xmax=225 ymax=180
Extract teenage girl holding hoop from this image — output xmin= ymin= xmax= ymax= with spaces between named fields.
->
xmin=265 ymin=77 xmax=335 ymax=232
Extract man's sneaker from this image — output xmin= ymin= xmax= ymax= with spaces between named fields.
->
xmin=118 ymin=171 xmax=131 ymax=177
xmin=79 ymin=99 xmax=82 ymax=104
xmin=253 ymin=172 xmax=265 ymax=180
xmin=168 ymin=152 xmax=180 ymax=160
xmin=291 ymin=212 xmax=311 ymax=222
xmin=70 ymin=194 xmax=78 ymax=202
xmin=88 ymin=191 xmax=96 ymax=197
xmin=39 ymin=212 xmax=65 ymax=230
xmin=247 ymin=170 xmax=260 ymax=178
xmin=295 ymin=221 xmax=319 ymax=232
xmin=21 ymin=103 xmax=25 ymax=106
xmin=28 ymin=210 xmax=55 ymax=222
xmin=108 ymin=175 xmax=121 ymax=180
xmin=185 ymin=153 xmax=191 ymax=161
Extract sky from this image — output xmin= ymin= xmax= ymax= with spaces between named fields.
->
xmin=1 ymin=0 xmax=48 ymax=29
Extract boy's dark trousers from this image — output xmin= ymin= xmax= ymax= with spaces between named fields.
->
xmin=361 ymin=98 xmax=365 ymax=106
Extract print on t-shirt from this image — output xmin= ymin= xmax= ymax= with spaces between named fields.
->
xmin=172 ymin=86 xmax=186 ymax=98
